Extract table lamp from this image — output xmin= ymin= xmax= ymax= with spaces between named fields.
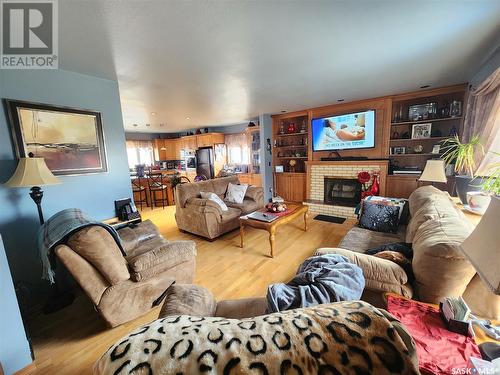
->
xmin=4 ymin=157 xmax=60 ymax=224
xmin=460 ymin=196 xmax=500 ymax=295
xmin=419 ymin=159 xmax=447 ymax=185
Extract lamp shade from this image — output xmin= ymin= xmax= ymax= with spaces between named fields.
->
xmin=460 ymin=196 xmax=500 ymax=294
xmin=4 ymin=158 xmax=60 ymax=187
xmin=419 ymin=159 xmax=447 ymax=183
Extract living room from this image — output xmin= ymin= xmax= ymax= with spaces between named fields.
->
xmin=1 ymin=1 xmax=499 ymax=375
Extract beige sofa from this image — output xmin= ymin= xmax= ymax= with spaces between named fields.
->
xmin=55 ymin=220 xmax=196 ymax=327
xmin=317 ymin=186 xmax=500 ymax=319
xmin=174 ymin=175 xmax=265 ymax=240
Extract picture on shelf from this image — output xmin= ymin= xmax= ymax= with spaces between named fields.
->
xmin=432 ymin=144 xmax=441 ymax=154
xmin=393 ymin=146 xmax=406 ymax=155
xmin=275 ymin=165 xmax=284 ymax=173
xmin=411 ymin=123 xmax=432 ymax=139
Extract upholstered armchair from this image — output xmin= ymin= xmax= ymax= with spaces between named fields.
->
xmin=55 ymin=220 xmax=196 ymax=327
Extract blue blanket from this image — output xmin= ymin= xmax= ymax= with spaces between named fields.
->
xmin=37 ymin=208 xmax=123 ymax=283
xmin=267 ymin=254 xmax=365 ymax=312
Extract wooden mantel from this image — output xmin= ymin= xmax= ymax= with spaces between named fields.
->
xmin=305 ymin=159 xmax=389 ymax=199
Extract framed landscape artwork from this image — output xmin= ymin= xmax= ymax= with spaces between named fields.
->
xmin=5 ymin=100 xmax=108 ymax=175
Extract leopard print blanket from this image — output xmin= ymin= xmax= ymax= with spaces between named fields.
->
xmin=94 ymin=301 xmax=419 ymax=374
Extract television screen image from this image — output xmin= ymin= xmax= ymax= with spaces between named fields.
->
xmin=311 ymin=110 xmax=375 ymax=151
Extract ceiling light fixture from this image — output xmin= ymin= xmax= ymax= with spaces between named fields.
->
xmin=146 ymin=123 xmax=151 ymax=127
xmin=186 ymin=116 xmax=191 ymax=120
xmin=133 ymin=123 xmax=138 ymax=127
xmin=159 ymin=123 xmax=165 ymax=127
xmin=337 ymin=99 xmax=345 ymax=102
xmin=280 ymin=110 xmax=286 ymax=113
xmin=151 ymin=112 xmax=157 ymax=115
xmin=420 ymin=85 xmax=430 ymax=89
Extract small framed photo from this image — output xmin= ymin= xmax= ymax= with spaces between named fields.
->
xmin=275 ymin=165 xmax=284 ymax=173
xmin=393 ymin=147 xmax=406 ymax=155
xmin=411 ymin=123 xmax=432 ymax=139
xmin=432 ymin=144 xmax=441 ymax=154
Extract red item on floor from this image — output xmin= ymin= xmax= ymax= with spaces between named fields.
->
xmin=387 ymin=295 xmax=481 ymax=375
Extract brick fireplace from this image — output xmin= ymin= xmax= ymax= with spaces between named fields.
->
xmin=304 ymin=160 xmax=388 ymax=219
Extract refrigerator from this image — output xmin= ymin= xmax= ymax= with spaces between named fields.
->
xmin=196 ymin=147 xmax=214 ymax=179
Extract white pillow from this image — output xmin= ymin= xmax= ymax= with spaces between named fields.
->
xmin=200 ymin=191 xmax=228 ymax=211
xmin=225 ymin=183 xmax=248 ymax=204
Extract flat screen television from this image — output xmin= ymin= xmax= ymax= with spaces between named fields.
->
xmin=311 ymin=109 xmax=375 ymax=151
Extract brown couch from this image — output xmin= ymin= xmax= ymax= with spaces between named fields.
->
xmin=317 ymin=186 xmax=500 ymax=319
xmin=174 ymin=175 xmax=265 ymax=239
xmin=55 ymin=220 xmax=196 ymax=327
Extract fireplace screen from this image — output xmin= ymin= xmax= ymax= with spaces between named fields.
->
xmin=324 ymin=177 xmax=362 ymax=207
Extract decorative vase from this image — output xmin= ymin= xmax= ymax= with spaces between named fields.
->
xmin=287 ymin=122 xmax=296 ymax=133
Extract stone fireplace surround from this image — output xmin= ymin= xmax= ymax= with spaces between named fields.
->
xmin=304 ymin=160 xmax=388 ymax=219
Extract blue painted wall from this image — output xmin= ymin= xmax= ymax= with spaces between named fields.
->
xmin=0 ymin=235 xmax=33 ymax=375
xmin=0 ymin=69 xmax=132 ymax=293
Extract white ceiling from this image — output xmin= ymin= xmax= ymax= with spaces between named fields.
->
xmin=58 ymin=1 xmax=500 ymax=133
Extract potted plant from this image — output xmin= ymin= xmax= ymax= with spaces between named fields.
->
xmin=441 ymin=135 xmax=486 ymax=203
xmin=480 ymin=151 xmax=500 ymax=196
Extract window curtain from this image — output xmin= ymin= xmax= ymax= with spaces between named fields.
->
xmin=462 ymin=66 xmax=500 ymax=176
xmin=225 ymin=133 xmax=249 ymax=164
xmin=126 ymin=140 xmax=153 ymax=149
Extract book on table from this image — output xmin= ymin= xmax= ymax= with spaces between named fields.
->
xmin=246 ymin=211 xmax=279 ymax=223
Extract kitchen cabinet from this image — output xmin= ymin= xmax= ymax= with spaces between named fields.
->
xmin=181 ymin=136 xmax=197 ymax=151
xmin=153 ymin=139 xmax=166 ymax=161
xmin=196 ymin=133 xmax=225 ymax=148
xmin=274 ymin=173 xmax=306 ymax=202
xmin=164 ymin=139 xmax=181 ymax=160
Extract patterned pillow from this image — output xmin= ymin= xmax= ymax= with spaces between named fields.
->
xmin=200 ymin=191 xmax=228 ymax=211
xmin=359 ymin=201 xmax=401 ymax=233
xmin=363 ymin=196 xmax=409 ymax=224
xmin=225 ymin=182 xmax=248 ymax=204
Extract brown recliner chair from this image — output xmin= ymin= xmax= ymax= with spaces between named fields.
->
xmin=55 ymin=220 xmax=196 ymax=327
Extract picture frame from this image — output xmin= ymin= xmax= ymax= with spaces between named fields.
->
xmin=393 ymin=146 xmax=406 ymax=155
xmin=411 ymin=123 xmax=432 ymax=139
xmin=4 ymin=99 xmax=108 ymax=175
xmin=275 ymin=165 xmax=284 ymax=173
xmin=432 ymin=144 xmax=441 ymax=154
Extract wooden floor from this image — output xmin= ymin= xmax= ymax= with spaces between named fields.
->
xmin=19 ymin=206 xmax=354 ymax=375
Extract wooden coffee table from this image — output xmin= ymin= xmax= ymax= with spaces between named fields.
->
xmin=239 ymin=203 xmax=309 ymax=258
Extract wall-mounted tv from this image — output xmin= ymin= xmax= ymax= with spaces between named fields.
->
xmin=311 ymin=109 xmax=375 ymax=151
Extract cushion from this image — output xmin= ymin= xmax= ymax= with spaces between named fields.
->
xmin=200 ymin=191 xmax=228 ymax=211
xmin=225 ymin=182 xmax=248 ymax=204
xmin=412 ymin=217 xmax=475 ymax=303
xmin=364 ymin=196 xmax=409 ymax=224
xmin=95 ymin=301 xmax=420 ymax=375
xmin=224 ymin=198 xmax=260 ymax=215
xmin=67 ymin=226 xmax=130 ymax=285
xmin=316 ymin=247 xmax=411 ymax=297
xmin=220 ymin=207 xmax=242 ymax=223
xmin=126 ymin=240 xmax=196 ymax=282
xmin=159 ymin=283 xmax=217 ymax=317
xmin=359 ymin=201 xmax=400 ymax=233
xmin=338 ymin=226 xmax=405 ymax=254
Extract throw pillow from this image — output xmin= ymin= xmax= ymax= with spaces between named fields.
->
xmin=225 ymin=182 xmax=248 ymax=204
xmin=359 ymin=201 xmax=400 ymax=233
xmin=200 ymin=191 xmax=228 ymax=211
xmin=159 ymin=283 xmax=217 ymax=318
xmin=363 ymin=196 xmax=409 ymax=224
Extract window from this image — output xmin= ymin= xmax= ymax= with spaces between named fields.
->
xmin=225 ymin=133 xmax=250 ymax=164
xmin=126 ymin=140 xmax=154 ymax=169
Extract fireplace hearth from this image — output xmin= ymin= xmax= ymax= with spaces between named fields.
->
xmin=324 ymin=177 xmax=362 ymax=207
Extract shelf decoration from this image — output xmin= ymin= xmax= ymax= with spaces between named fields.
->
xmin=358 ymin=171 xmax=380 ymax=199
